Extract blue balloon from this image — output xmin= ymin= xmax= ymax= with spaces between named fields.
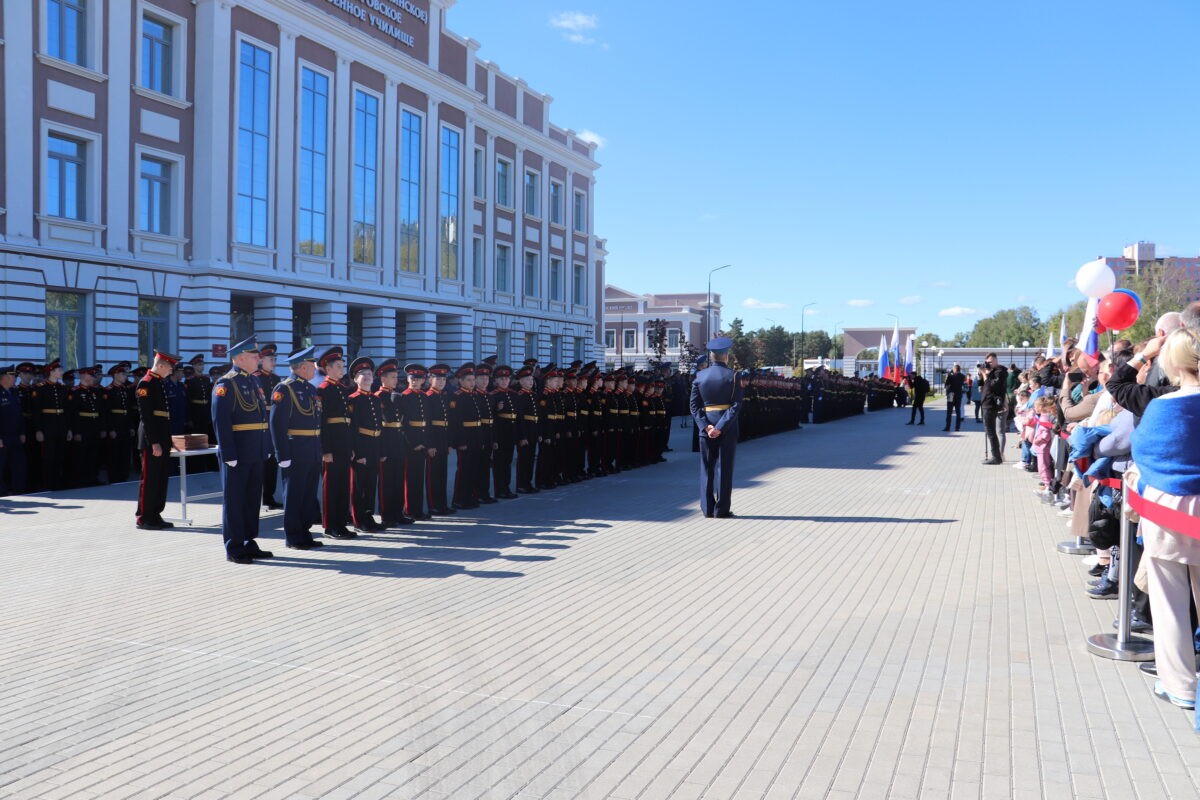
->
xmin=1113 ymin=288 xmax=1141 ymax=311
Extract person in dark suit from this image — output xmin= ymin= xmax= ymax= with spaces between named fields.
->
xmin=134 ymin=351 xmax=179 ymax=529
xmin=905 ymin=372 xmax=930 ymax=426
xmin=689 ymin=337 xmax=743 ymax=518
xmin=980 ymin=352 xmax=1009 ymax=464
xmin=0 ymin=365 xmax=27 ymax=495
xmin=211 ymin=336 xmax=272 ymax=564
xmin=943 ymin=364 xmax=966 ymax=431
xmin=268 ymin=347 xmax=323 ymax=550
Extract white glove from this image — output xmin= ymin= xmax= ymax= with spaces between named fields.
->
xmin=225 ymin=460 xmax=238 ymax=467
xmin=278 ymin=460 xmax=292 ymax=468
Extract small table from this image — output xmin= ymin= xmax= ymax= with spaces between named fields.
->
xmin=164 ymin=446 xmax=222 ymax=526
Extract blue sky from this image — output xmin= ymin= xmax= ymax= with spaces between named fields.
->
xmin=448 ymin=0 xmax=1200 ymax=338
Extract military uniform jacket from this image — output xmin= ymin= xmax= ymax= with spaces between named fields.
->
xmin=377 ymin=389 xmax=405 ymax=456
xmin=185 ymin=375 xmax=212 ymax=432
xmin=397 ymin=388 xmax=428 ymax=449
xmin=17 ymin=384 xmax=34 ymax=436
xmin=490 ymin=388 xmax=518 ymax=445
xmin=424 ymin=389 xmax=451 ymax=450
xmin=475 ymin=389 xmax=494 ymax=447
xmin=102 ymin=381 xmax=134 ymax=435
xmin=513 ymin=389 xmax=539 ymax=442
xmin=135 ymin=373 xmax=172 ymax=449
xmin=269 ymin=376 xmax=321 ymax=463
xmin=690 ymin=363 xmax=743 ymax=434
xmin=255 ymin=370 xmax=281 ymax=406
xmin=560 ymin=390 xmax=578 ymax=438
xmin=68 ymin=386 xmax=103 ymax=436
xmin=638 ymin=392 xmax=653 ymax=431
xmin=319 ymin=378 xmax=353 ymax=458
xmin=577 ymin=391 xmax=594 ymax=435
xmin=538 ymin=390 xmax=559 ymax=441
xmin=448 ymin=389 xmax=481 ymax=450
xmin=211 ymin=368 xmax=270 ymax=463
xmin=32 ymin=382 xmax=69 ymax=438
xmin=348 ymin=390 xmax=383 ymax=461
xmin=0 ymin=385 xmax=23 ymax=443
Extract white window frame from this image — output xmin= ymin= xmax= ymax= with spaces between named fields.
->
xmin=494 ymin=242 xmax=512 ymax=294
xmin=524 ymin=168 xmax=540 ymax=219
xmin=572 ymin=262 xmax=586 ymax=306
xmin=523 ymin=249 xmax=540 ymax=298
xmin=351 ymin=84 xmax=383 ymax=267
xmin=38 ymin=120 xmax=104 ymax=249
xmin=604 ymin=329 xmax=616 ymax=349
xmin=295 ymin=61 xmax=334 ymax=260
xmin=495 ymin=156 xmax=513 ymax=209
xmin=573 ymin=189 xmax=587 ymax=233
xmin=471 ymin=235 xmax=484 ymax=288
xmin=549 ymin=179 xmax=565 ymax=227
xmin=132 ymin=143 xmax=186 ymax=241
xmin=473 ymin=147 xmax=485 ymax=200
xmin=437 ymin=122 xmax=464 ymax=281
xmin=39 ymin=0 xmax=105 ymax=76
xmin=668 ymin=328 xmax=681 ymax=349
xmin=622 ymin=329 xmax=636 ymax=350
xmin=398 ymin=104 xmax=425 ymax=275
xmin=548 ymin=256 xmax=563 ymax=302
xmin=231 ymin=34 xmax=278 ymax=252
xmin=134 ymin=2 xmax=189 ymax=105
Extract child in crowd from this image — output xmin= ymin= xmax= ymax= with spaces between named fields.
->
xmin=1012 ymin=389 xmax=1035 ymax=470
xmin=1031 ymin=396 xmax=1057 ymax=497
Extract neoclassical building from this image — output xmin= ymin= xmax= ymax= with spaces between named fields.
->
xmin=1 ymin=0 xmax=605 ymax=368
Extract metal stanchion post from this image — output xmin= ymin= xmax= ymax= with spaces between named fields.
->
xmin=1086 ymin=501 xmax=1154 ymax=661
xmin=1057 ymin=535 xmax=1095 ymax=555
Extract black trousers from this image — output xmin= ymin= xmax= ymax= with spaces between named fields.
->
xmin=262 ymin=456 xmax=278 ymax=505
xmin=426 ymin=449 xmax=449 ymax=511
xmin=350 ymin=457 xmax=378 ymax=528
xmin=403 ymin=448 xmax=427 ymax=517
xmin=516 ymin=442 xmax=535 ymax=489
xmin=475 ymin=443 xmax=493 ymax=500
xmin=945 ymin=395 xmax=963 ymax=428
xmin=0 ymin=436 xmax=27 ymax=494
xmin=536 ymin=438 xmax=557 ymax=487
xmin=908 ymin=396 xmax=925 ymax=424
xmin=983 ymin=404 xmax=1004 ymax=460
xmin=379 ymin=455 xmax=406 ymax=524
xmin=42 ymin=436 xmax=66 ymax=491
xmin=220 ymin=459 xmax=263 ymax=557
xmin=108 ymin=431 xmax=132 ymax=483
xmin=322 ymin=455 xmax=351 ymax=530
xmin=136 ymin=447 xmax=169 ymax=524
xmin=74 ymin=434 xmax=101 ymax=487
xmin=493 ymin=438 xmax=515 ymax=494
xmin=453 ymin=446 xmax=478 ymax=506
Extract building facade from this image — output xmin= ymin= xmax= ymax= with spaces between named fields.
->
xmin=602 ymin=284 xmax=719 ymax=369
xmin=1080 ymin=242 xmax=1200 ymax=304
xmin=1 ymin=0 xmax=604 ymax=369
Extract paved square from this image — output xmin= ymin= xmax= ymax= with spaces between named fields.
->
xmin=2 ymin=406 xmax=1196 ymax=799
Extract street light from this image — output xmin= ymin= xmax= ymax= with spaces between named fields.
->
xmin=706 ymin=264 xmax=732 ymax=343
xmin=1022 ymin=339 xmax=1030 ymax=370
xmin=920 ymin=340 xmax=929 ymax=375
xmin=937 ymin=349 xmax=945 ymax=387
xmin=798 ymin=302 xmax=817 ymax=368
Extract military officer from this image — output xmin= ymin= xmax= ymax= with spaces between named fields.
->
xmin=211 ymin=336 xmax=273 ymax=564
xmin=397 ymin=364 xmax=430 ymax=519
xmin=0 ymin=365 xmax=27 ymax=495
xmin=32 ymin=361 xmax=70 ymax=491
xmin=347 ymin=357 xmax=384 ymax=533
xmin=424 ymin=364 xmax=454 ymax=515
xmin=68 ymin=365 xmax=104 ymax=487
xmin=535 ymin=367 xmax=561 ymax=490
xmin=103 ymin=364 xmax=135 ymax=483
xmin=317 ymin=347 xmax=355 ymax=540
xmin=473 ymin=364 xmax=498 ymax=504
xmin=512 ymin=366 xmax=540 ymax=493
xmin=135 ymin=350 xmax=179 ymax=529
xmin=268 ymin=346 xmax=324 ymax=550
xmin=690 ymin=337 xmax=743 ymax=518
xmin=16 ymin=363 xmax=40 ymax=491
xmin=375 ymin=359 xmax=414 ymax=528
xmin=255 ymin=343 xmax=284 ymax=510
xmin=490 ymin=365 xmax=518 ymax=499
xmin=185 ymin=354 xmax=214 ymax=462
xmin=449 ymin=363 xmax=482 ymax=510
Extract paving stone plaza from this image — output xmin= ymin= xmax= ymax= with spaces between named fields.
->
xmin=2 ymin=404 xmax=1197 ymax=800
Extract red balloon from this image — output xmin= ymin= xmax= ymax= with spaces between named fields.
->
xmin=1097 ymin=291 xmax=1139 ymax=331
xmin=1094 ymin=321 xmax=1108 ymax=335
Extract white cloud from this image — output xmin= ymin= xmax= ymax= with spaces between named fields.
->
xmin=576 ymin=129 xmax=606 ymax=148
xmin=929 ymin=280 xmax=952 ymax=288
xmin=742 ymin=298 xmax=788 ymax=310
xmin=938 ymin=306 xmax=978 ymax=318
xmin=899 ymin=295 xmax=922 ymax=305
xmin=550 ymin=12 xmax=598 ymax=44
xmin=847 ymin=299 xmax=875 ymax=308
xmin=1016 ymin=294 xmax=1032 ymax=302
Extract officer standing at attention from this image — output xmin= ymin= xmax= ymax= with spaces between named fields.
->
xmin=397 ymin=364 xmax=430 ymax=520
xmin=690 ymin=337 xmax=743 ymax=518
xmin=490 ymin=365 xmax=518 ymax=498
xmin=134 ymin=350 xmax=179 ymax=529
xmin=424 ymin=364 xmax=454 ymax=515
xmin=32 ymin=361 xmax=70 ymax=491
xmin=211 ymin=336 xmax=273 ymax=564
xmin=317 ymin=347 xmax=355 ymax=540
xmin=103 ymin=364 xmax=135 ymax=484
xmin=376 ymin=359 xmax=414 ymax=528
xmin=0 ymin=365 xmax=27 ymax=495
xmin=255 ymin=343 xmax=283 ymax=510
xmin=449 ymin=363 xmax=482 ymax=510
xmin=347 ymin=357 xmax=384 ymax=533
xmin=268 ymin=347 xmax=324 ymax=550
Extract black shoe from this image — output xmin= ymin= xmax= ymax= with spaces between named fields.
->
xmin=158 ymin=520 xmax=176 ymax=528
xmin=942 ymin=426 xmax=950 ymax=432
xmin=1139 ymin=661 xmax=1158 ymax=676
xmin=249 ymin=549 xmax=274 ymax=559
xmin=325 ymin=528 xmax=355 ymax=540
xmin=516 ymin=487 xmax=533 ymax=494
xmin=264 ymin=502 xmax=283 ymax=511
xmin=497 ymin=492 xmax=518 ymax=500
xmin=1087 ymin=562 xmax=1106 ymax=577
xmin=286 ymin=542 xmax=314 ymax=550
xmin=226 ymin=554 xmax=255 ymax=565
xmin=1088 ymin=577 xmax=1119 ymax=598
xmin=136 ymin=521 xmax=166 ymax=530
xmin=905 ymin=421 xmax=914 ymax=425
xmin=478 ymin=496 xmax=498 ymax=504
xmin=396 ymin=515 xmax=415 ymax=525
xmin=716 ymin=511 xmax=737 ymax=518
xmin=433 ymin=508 xmax=456 ymax=516
xmin=955 ymin=422 xmax=963 ymax=431
xmin=981 ymin=459 xmax=1002 ymax=465
xmin=918 ymin=421 xmax=925 ymax=425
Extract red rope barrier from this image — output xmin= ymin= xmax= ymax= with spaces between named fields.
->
xmin=1126 ymin=484 xmax=1200 ymax=540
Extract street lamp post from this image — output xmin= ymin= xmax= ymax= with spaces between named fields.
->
xmin=706 ymin=264 xmax=732 ymax=343
xmin=937 ymin=349 xmax=945 ymax=387
xmin=920 ymin=340 xmax=929 ymax=376
xmin=1022 ymin=339 xmax=1030 ymax=370
xmin=834 ymin=320 xmax=843 ymax=372
xmin=798 ymin=302 xmax=816 ymax=368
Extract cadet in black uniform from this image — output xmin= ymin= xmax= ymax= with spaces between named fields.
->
xmin=397 ymin=364 xmax=430 ymax=520
xmin=103 ymin=364 xmax=135 ymax=483
xmin=347 ymin=357 xmax=383 ymax=533
xmin=185 ymin=354 xmax=215 ymax=470
xmin=376 ymin=358 xmax=414 ymax=528
xmin=135 ymin=351 xmax=179 ymax=529
xmin=490 ymin=365 xmax=518 ymax=499
xmin=268 ymin=347 xmax=324 ymax=550
xmin=212 ymin=336 xmax=273 ymax=563
xmin=449 ymin=363 xmax=481 ymax=510
xmin=317 ymin=347 xmax=355 ymax=539
xmin=0 ymin=365 xmax=27 ymax=495
xmin=512 ymin=366 xmax=539 ymax=493
xmin=33 ymin=361 xmax=69 ymax=491
xmin=424 ymin=364 xmax=453 ymax=515
xmin=255 ymin=343 xmax=283 ymax=510
xmin=68 ymin=366 xmax=104 ymax=487
xmin=473 ymin=364 xmax=497 ymax=504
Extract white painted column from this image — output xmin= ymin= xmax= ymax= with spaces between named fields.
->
xmin=331 ymin=56 xmax=352 ymax=280
xmin=361 ymin=307 xmax=396 ymax=358
xmin=274 ymin=28 xmax=297 ymax=272
xmin=381 ymin=78 xmax=399 ymax=284
xmin=428 ymin=1 xmax=443 ymax=70
xmin=424 ymin=93 xmax=440 ymax=285
xmin=105 ymin=0 xmax=132 ymax=254
xmin=406 ymin=311 xmax=438 ymax=363
xmin=254 ymin=296 xmax=293 ymax=350
xmin=192 ymin=0 xmax=233 ymax=266
xmin=484 ymin=132 xmax=495 ymax=294
xmin=3 ymin=1 xmax=35 ymax=242
xmin=312 ymin=301 xmax=348 ymax=354
xmin=178 ymin=281 xmax=232 ymax=359
xmin=514 ymin=145 xmax=524 ymax=296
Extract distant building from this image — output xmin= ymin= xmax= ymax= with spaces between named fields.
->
xmin=1080 ymin=242 xmax=1200 ymax=303
xmin=602 ymin=285 xmax=718 ymax=369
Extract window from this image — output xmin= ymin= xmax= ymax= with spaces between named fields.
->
xmin=347 ymin=307 xmax=363 ymax=359
xmin=575 ymin=337 xmax=586 ymax=361
xmin=230 ymin=295 xmax=254 ymax=343
xmin=399 ymin=110 xmax=422 ymax=273
xmin=138 ymin=299 xmax=172 ymax=367
xmin=549 ymin=257 xmax=563 ymax=301
xmin=138 ymin=156 xmax=171 ymax=234
xmin=496 ymin=157 xmax=512 ymax=207
xmin=524 ymin=170 xmax=540 ymax=217
xmin=668 ymin=329 xmax=681 ymax=349
xmin=292 ymin=301 xmax=313 ymax=352
xmin=524 ymin=332 xmax=538 ymax=362
xmin=235 ymin=41 xmax=272 ymax=247
xmin=523 ymin=251 xmax=539 ymax=297
xmin=473 ymin=148 xmax=485 ymax=199
xmin=47 ymin=134 xmax=87 ymax=220
xmin=549 ymin=180 xmax=564 ymax=226
xmin=496 ymin=330 xmax=511 ymax=365
xmin=572 ymin=262 xmax=586 ymax=305
xmin=646 ymin=331 xmax=655 ymax=350
xmin=471 ymin=236 xmax=484 ymax=288
xmin=141 ymin=16 xmax=173 ymax=94
xmin=439 ymin=126 xmax=461 ymax=280
xmin=298 ymin=67 xmax=329 ymax=256
xmin=352 ymin=89 xmax=379 ymax=264
xmin=551 ymin=335 xmax=562 ymax=363
xmin=45 ymin=291 xmax=87 ymax=367
xmin=48 ymin=0 xmax=87 ymax=66
xmin=495 ymin=243 xmax=512 ymax=292
xmin=623 ymin=329 xmax=635 ymax=350
xmin=604 ymin=329 xmax=615 ymax=349
xmin=573 ymin=190 xmax=587 ymax=233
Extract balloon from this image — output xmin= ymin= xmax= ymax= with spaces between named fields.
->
xmin=1076 ymin=261 xmax=1117 ymax=298
xmin=1094 ymin=321 xmax=1107 ymax=335
xmin=1096 ymin=291 xmax=1139 ymax=331
xmin=1113 ymin=287 xmax=1141 ymax=312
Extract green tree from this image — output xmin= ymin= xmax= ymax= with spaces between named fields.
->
xmin=966 ymin=305 xmax=1044 ymax=348
xmin=1119 ymin=265 xmax=1194 ymax=342
xmin=646 ymin=318 xmax=669 ymax=367
xmin=753 ymin=325 xmax=792 ymax=365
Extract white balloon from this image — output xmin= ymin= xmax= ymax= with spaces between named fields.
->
xmin=1075 ymin=261 xmax=1116 ymax=298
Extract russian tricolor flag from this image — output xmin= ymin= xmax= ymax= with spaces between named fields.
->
xmin=878 ymin=334 xmax=890 ymax=378
xmin=1078 ymin=297 xmax=1101 ymax=364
